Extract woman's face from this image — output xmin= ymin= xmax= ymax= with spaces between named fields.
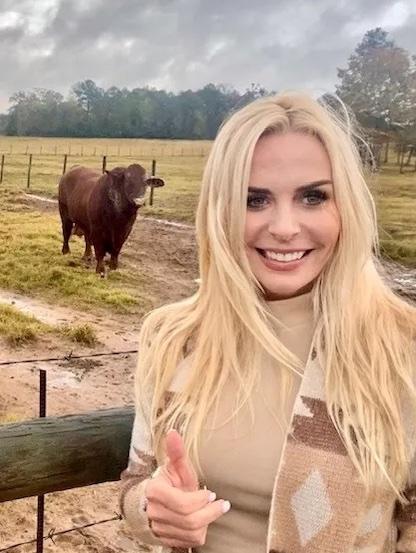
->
xmin=244 ymin=131 xmax=341 ymax=300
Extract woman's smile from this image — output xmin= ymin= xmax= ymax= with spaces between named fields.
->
xmin=255 ymin=247 xmax=313 ymax=271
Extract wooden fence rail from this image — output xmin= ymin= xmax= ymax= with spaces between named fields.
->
xmin=0 ymin=406 xmax=134 ymax=503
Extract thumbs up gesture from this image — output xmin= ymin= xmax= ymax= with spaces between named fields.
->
xmin=144 ymin=430 xmax=231 ymax=549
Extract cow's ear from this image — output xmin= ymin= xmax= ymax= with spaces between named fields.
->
xmin=104 ymin=170 xmax=110 ymax=175
xmin=110 ymin=167 xmax=126 ymax=182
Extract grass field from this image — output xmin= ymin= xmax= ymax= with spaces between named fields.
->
xmin=0 ymin=136 xmax=414 ymax=343
xmin=0 ymin=138 xmax=208 ymax=223
xmin=0 ymin=136 xmax=212 ymax=157
xmin=371 ymin=165 xmax=416 ymax=265
xmin=0 ymin=188 xmax=153 ymax=311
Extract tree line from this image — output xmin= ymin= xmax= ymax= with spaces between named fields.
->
xmin=1 ymin=28 xmax=415 ymax=142
xmin=0 ymin=82 xmax=268 ymax=140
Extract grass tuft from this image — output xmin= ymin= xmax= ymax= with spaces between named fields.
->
xmin=0 ymin=304 xmax=50 ymax=346
xmin=60 ymin=323 xmax=98 ymax=347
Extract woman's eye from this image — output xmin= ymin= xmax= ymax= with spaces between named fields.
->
xmin=247 ymin=194 xmax=268 ymax=209
xmin=302 ymin=190 xmax=328 ymax=206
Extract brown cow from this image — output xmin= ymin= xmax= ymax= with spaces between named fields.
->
xmin=58 ymin=164 xmax=164 ymax=276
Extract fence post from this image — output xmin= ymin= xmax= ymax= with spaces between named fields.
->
xmin=384 ymin=142 xmax=389 ymax=164
xmin=149 ymin=159 xmax=156 ymax=206
xmin=27 ymin=154 xmax=33 ymax=189
xmin=0 ymin=154 xmax=4 ymax=184
xmin=62 ymin=154 xmax=68 ymax=175
xmin=400 ymin=146 xmax=406 ymax=174
xmin=102 ymin=155 xmax=107 ymax=173
xmin=36 ymin=370 xmax=47 ymax=553
xmin=0 ymin=407 xmax=134 ymax=502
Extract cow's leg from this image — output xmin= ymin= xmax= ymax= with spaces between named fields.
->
xmin=109 ymin=229 xmax=128 ymax=270
xmin=59 ymin=203 xmax=73 ymax=255
xmin=109 ymin=250 xmax=120 ymax=270
xmin=93 ymin=243 xmax=106 ymax=277
xmin=82 ymin=235 xmax=93 ymax=264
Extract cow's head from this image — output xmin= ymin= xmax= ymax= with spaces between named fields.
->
xmin=105 ymin=164 xmax=165 ymax=209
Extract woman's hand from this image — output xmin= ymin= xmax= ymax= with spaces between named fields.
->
xmin=144 ymin=430 xmax=231 ymax=548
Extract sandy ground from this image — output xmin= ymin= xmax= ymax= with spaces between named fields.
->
xmin=0 ymin=195 xmax=414 ymax=552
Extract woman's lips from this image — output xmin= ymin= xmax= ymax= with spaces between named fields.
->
xmin=255 ymin=248 xmax=312 ymax=271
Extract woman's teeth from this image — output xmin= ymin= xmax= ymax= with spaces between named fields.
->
xmin=263 ymin=250 xmax=307 ymax=262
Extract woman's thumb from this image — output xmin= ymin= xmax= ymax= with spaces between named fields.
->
xmin=165 ymin=429 xmax=198 ymax=491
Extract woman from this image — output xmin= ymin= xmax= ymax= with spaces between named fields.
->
xmin=119 ymin=92 xmax=416 ymax=553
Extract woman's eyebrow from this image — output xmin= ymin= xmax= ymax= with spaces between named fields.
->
xmin=297 ymin=180 xmax=333 ymax=192
xmin=248 ymin=186 xmax=270 ymax=194
xmin=248 ymin=180 xmax=333 ymax=195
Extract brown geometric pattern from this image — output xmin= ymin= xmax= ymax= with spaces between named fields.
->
xmin=396 ymin=522 xmax=416 ymax=552
xmin=396 ymin=484 xmax=416 ymax=522
xmin=268 ymin=442 xmax=366 ymax=553
xmin=157 ymin=390 xmax=175 ymax=418
xmin=289 ymin=397 xmax=347 ymax=455
xmin=118 ymin=476 xmax=142 ymax=518
xmin=122 ymin=448 xmax=157 ymax=480
xmin=119 ymin=447 xmax=157 ymax=519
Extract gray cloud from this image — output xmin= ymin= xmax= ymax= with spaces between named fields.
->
xmin=0 ymin=0 xmax=415 ymax=112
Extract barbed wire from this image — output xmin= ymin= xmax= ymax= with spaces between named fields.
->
xmin=0 ymin=349 xmax=138 ymax=367
xmin=0 ymin=513 xmax=122 ymax=551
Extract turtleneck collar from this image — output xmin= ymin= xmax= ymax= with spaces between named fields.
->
xmin=266 ymin=291 xmax=314 ymax=329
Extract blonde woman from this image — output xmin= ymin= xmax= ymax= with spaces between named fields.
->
xmin=119 ymin=93 xmax=416 ymax=553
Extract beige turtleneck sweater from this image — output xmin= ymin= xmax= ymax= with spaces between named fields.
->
xmin=197 ymin=291 xmax=315 ymax=553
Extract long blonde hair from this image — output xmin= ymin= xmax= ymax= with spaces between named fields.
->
xmin=136 ymin=92 xmax=416 ymax=502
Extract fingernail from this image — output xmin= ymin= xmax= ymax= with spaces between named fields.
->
xmin=222 ymin=500 xmax=231 ymax=513
xmin=208 ymin=491 xmax=216 ymax=502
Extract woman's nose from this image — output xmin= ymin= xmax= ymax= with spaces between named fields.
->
xmin=267 ymin=207 xmax=301 ymax=241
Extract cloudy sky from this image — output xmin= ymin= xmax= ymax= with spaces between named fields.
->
xmin=0 ymin=0 xmax=415 ymax=113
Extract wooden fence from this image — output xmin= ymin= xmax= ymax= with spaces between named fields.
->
xmin=0 ymin=406 xmax=134 ymax=503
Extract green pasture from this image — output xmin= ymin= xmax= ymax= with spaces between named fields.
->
xmin=0 ymin=137 xmax=414 ymax=346
xmin=0 ymin=189 xmax=153 ymax=315
xmin=369 ymin=165 xmax=416 ymax=265
xmin=0 ymin=137 xmax=209 ymax=223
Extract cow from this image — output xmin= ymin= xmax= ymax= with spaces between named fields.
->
xmin=58 ymin=164 xmax=164 ymax=276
